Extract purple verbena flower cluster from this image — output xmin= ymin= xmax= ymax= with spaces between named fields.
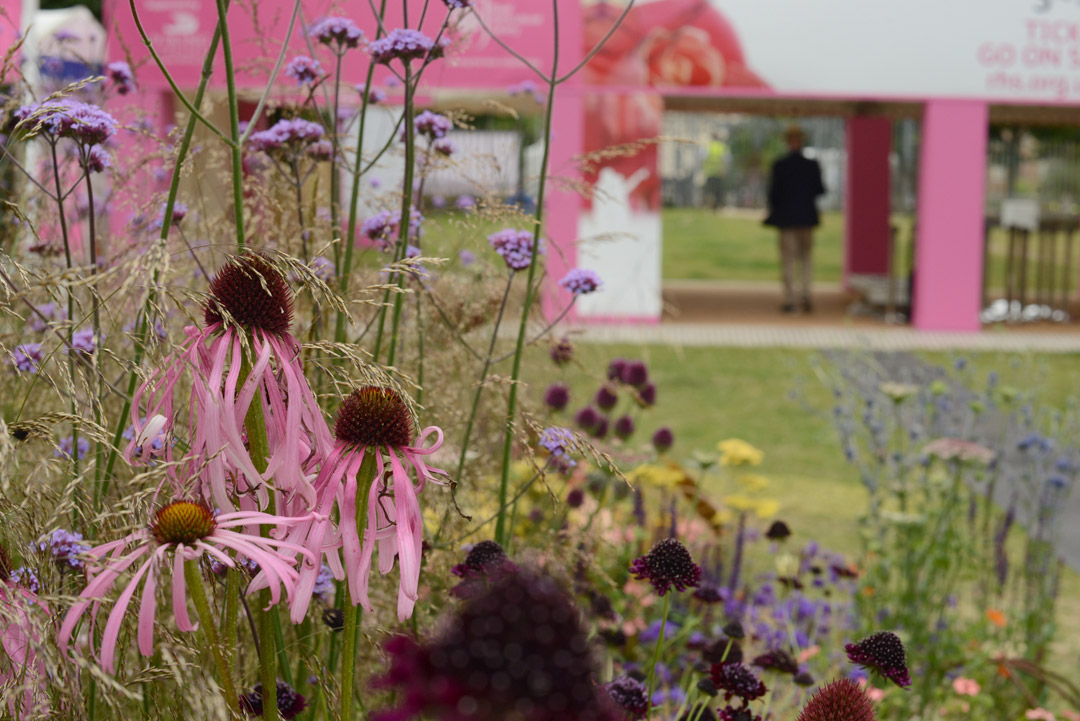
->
xmin=414 ymin=110 xmax=452 ymax=139
xmin=309 ymin=16 xmax=364 ymax=50
xmin=285 ymin=55 xmax=325 ymax=86
xmin=367 ymin=28 xmax=434 ymax=64
xmin=488 ymin=228 xmax=542 ymax=271
xmin=15 ymin=99 xmax=117 ymax=147
xmin=56 ymin=436 xmax=90 ymax=460
xmin=12 ymin=343 xmax=43 ymax=373
xmin=105 ymin=61 xmax=136 ymax=95
xmin=249 ymin=118 xmax=325 ymax=154
xmin=559 ymin=268 xmax=603 ymax=296
xmin=38 ymin=529 xmax=91 ymax=570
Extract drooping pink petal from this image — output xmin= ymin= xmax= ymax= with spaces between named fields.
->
xmin=172 ymin=548 xmax=197 ymax=632
xmin=100 ymin=552 xmax=156 ymax=673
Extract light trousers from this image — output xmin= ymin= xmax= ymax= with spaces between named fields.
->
xmin=778 ymin=227 xmax=814 ymax=304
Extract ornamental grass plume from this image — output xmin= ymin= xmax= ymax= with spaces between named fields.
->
xmin=125 ymin=253 xmax=333 ymax=511
xmin=288 ymin=386 xmax=445 ymax=623
xmin=844 ymin=631 xmax=911 ymax=688
xmin=58 ymin=500 xmax=311 ymax=672
xmin=371 ymin=569 xmax=619 ymax=721
xmin=796 ymin=678 xmax=876 ymax=721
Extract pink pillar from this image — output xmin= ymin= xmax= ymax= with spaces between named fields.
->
xmin=541 ymin=85 xmax=585 ymax=321
xmin=912 ymin=100 xmax=988 ymax=332
xmin=844 ymin=115 xmax=892 ymax=278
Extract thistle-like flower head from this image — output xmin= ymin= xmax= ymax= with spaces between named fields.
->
xmin=797 ymin=678 xmax=876 ymax=721
xmin=204 ymin=254 xmax=293 ymax=336
xmin=334 ymin=386 xmax=415 ymax=449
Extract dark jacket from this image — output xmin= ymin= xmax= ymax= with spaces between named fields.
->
xmin=763 ymin=150 xmax=826 ymax=228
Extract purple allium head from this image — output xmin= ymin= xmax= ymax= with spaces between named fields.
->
xmin=607 ymin=358 xmax=628 ymax=381
xmin=591 ymin=415 xmax=609 ymax=440
xmin=710 ymin=662 xmax=767 ymax=704
xmin=70 ymin=328 xmax=96 ymax=355
xmin=38 ymin=528 xmax=90 ymax=571
xmin=622 ymin=360 xmax=649 ymax=388
xmin=614 ymin=415 xmax=635 ymax=440
xmin=307 ymin=138 xmax=333 ymax=161
xmin=12 ymin=343 xmax=43 ymax=373
xmin=595 ymin=384 xmax=618 ymax=411
xmin=368 ymin=28 xmax=435 ymax=64
xmin=455 ymin=194 xmax=475 ymax=209
xmin=574 ymin=406 xmax=602 ymax=433
xmin=845 ymin=632 xmax=911 ymax=688
xmin=559 ymin=268 xmax=603 ymax=296
xmin=285 ymin=55 xmax=325 ymax=85
xmin=544 ymin=383 xmax=570 ymax=411
xmin=240 ymin=681 xmax=308 ymax=720
xmin=637 ymin=383 xmax=656 ymax=407
xmin=309 ymin=16 xmax=364 ymax=49
xmin=81 ymin=144 xmax=110 ymax=173
xmin=56 ymin=436 xmax=90 ymax=460
xmin=414 ymin=110 xmax=452 ymax=139
xmin=432 ymin=137 xmax=457 ymax=156
xmin=105 ymin=60 xmax=135 ymax=94
xmin=797 ymin=678 xmax=876 ymax=721
xmin=488 ymin=228 xmax=542 ymax=271
xmin=550 ymin=337 xmax=574 ymax=366
xmin=605 ymin=676 xmax=648 ymax=720
xmin=372 ymin=569 xmax=616 ymax=721
xmin=629 ymin=537 xmax=702 ymax=596
xmin=458 ymin=248 xmax=475 ymax=267
xmin=751 ymin=649 xmax=799 ymax=675
xmin=312 ymin=562 xmax=335 ymax=599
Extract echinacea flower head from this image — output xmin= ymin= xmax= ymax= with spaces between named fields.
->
xmin=309 ymin=16 xmax=363 ymax=49
xmin=58 ymin=501 xmax=311 ymax=673
xmin=204 ymin=253 xmax=293 ymax=336
xmin=710 ymin=662 xmax=767 ymax=704
xmin=604 ymin=676 xmax=648 ymax=720
xmin=844 ymin=632 xmax=911 ymax=688
xmin=105 ymin=61 xmax=135 ymax=94
xmin=371 ymin=569 xmax=619 ymax=721
xmin=285 ymin=55 xmax=325 ymax=85
xmin=289 ymin=386 xmax=444 ymax=623
xmin=797 ymin=678 xmax=876 ymax=721
xmin=488 ymin=228 xmax=542 ymax=271
xmin=629 ymin=537 xmax=702 ymax=596
xmin=560 ymin=268 xmax=604 ymax=296
xmin=241 ymin=680 xmax=309 ymax=719
xmin=12 ymin=343 xmax=42 ymax=373
xmin=0 ymin=543 xmax=50 ymax=717
xmin=368 ymin=28 xmax=435 ymax=65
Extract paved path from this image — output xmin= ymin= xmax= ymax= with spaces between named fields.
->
xmin=567 ymin=322 xmax=1080 ymax=353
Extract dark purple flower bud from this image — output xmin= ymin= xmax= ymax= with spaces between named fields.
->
xmin=629 ymin=537 xmax=702 ymax=596
xmin=622 ymin=360 xmax=649 ymax=388
xmin=614 ymin=415 xmax=635 ymax=440
xmin=574 ymin=406 xmax=601 ymax=433
xmin=703 ymin=637 xmax=743 ymax=664
xmin=607 ymin=358 xmax=628 ymax=381
xmin=550 ymin=337 xmax=574 ymax=365
xmin=637 ymin=382 xmax=656 ymax=407
xmin=652 ymin=427 xmax=674 ymax=453
xmin=590 ymin=415 xmax=609 ymax=440
xmin=765 ymin=520 xmax=792 ymax=541
xmin=710 ymin=662 xmax=767 ymax=704
xmin=751 ymin=648 xmax=799 ymax=675
xmin=844 ymin=631 xmax=911 ymax=688
xmin=566 ymin=488 xmax=585 ymax=508
xmin=595 ymin=384 xmax=618 ymax=411
xmin=605 ymin=676 xmax=648 ymax=720
xmin=322 ymin=608 xmax=345 ymax=631
xmin=544 ymin=383 xmax=570 ymax=411
xmin=240 ymin=681 xmax=308 ymax=720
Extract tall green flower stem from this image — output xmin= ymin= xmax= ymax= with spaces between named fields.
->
xmin=341 ymin=451 xmax=379 ymax=721
xmin=645 ymin=592 xmax=671 ymax=716
xmin=378 ymin=60 xmax=417 ymax=367
xmin=48 ymin=141 xmax=81 ymax=502
xmin=493 ymin=46 xmax=558 ymax=547
xmin=213 ymin=0 xmax=246 ymax=249
xmin=329 ymin=52 xmax=344 ymax=268
xmin=84 ymin=165 xmax=106 ymax=517
xmin=97 ymin=12 xmax=227 ymax=512
xmin=239 ymin=346 xmax=278 ymax=720
xmin=185 ymin=559 xmax=241 ymax=718
xmin=334 ymin=0 xmax=387 ymax=348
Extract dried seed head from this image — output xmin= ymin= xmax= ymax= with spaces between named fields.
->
xmin=151 ymin=501 xmax=216 ymax=545
xmin=334 ymin=386 xmax=415 ymax=448
xmin=204 ymin=254 xmax=294 ymax=335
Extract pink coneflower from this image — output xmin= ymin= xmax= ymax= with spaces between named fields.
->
xmin=0 ymin=545 xmax=49 ymax=717
xmin=289 ymin=386 xmax=445 ymax=623
xmin=58 ymin=501 xmax=311 ymax=673
xmin=126 ymin=253 xmax=332 ymax=511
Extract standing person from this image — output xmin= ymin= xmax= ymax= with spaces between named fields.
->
xmin=764 ymin=124 xmax=826 ymax=313
xmin=702 ymin=129 xmax=729 ymax=211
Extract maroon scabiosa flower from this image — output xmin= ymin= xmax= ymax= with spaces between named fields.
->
xmin=629 ymin=538 xmax=702 ymax=596
xmin=607 ymin=358 xmax=628 ymax=381
xmin=637 ymin=382 xmax=656 ymax=407
xmin=613 ymin=415 xmax=635 ymax=440
xmin=752 ymin=648 xmax=799 ymax=675
xmin=371 ymin=569 xmax=618 ymax=721
xmin=703 ymin=637 xmax=743 ymax=665
xmin=621 ymin=360 xmax=648 ymax=388
xmin=845 ymin=632 xmax=911 ymax=688
xmin=797 ymin=678 xmax=876 ymax=721
xmin=710 ymin=662 xmax=767 ymax=704
xmin=240 ymin=680 xmax=309 ymax=720
xmin=575 ymin=406 xmax=602 ymax=433
xmin=544 ymin=383 xmax=571 ymax=411
xmin=604 ymin=676 xmax=648 ymax=720
xmin=718 ymin=706 xmax=762 ymax=721
xmin=595 ymin=384 xmax=618 ymax=411
xmin=289 ymin=386 xmax=445 ymax=622
xmin=652 ymin=427 xmax=674 ymax=453
xmin=765 ymin=520 xmax=792 ymax=541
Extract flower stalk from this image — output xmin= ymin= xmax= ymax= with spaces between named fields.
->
xmin=341 ymin=450 xmax=379 ymax=721
xmin=185 ymin=559 xmax=240 ymax=717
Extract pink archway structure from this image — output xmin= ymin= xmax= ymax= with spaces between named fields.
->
xmin=96 ymin=0 xmax=1080 ymax=332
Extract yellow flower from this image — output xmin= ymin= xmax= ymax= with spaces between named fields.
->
xmin=723 ymin=494 xmax=757 ymax=512
xmin=737 ymin=473 xmax=769 ymax=492
xmin=717 ymin=438 xmax=764 ymax=466
xmin=753 ymin=498 xmax=780 ymax=519
xmin=627 ymin=463 xmax=684 ymax=490
xmin=723 ymin=494 xmax=779 ymax=519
